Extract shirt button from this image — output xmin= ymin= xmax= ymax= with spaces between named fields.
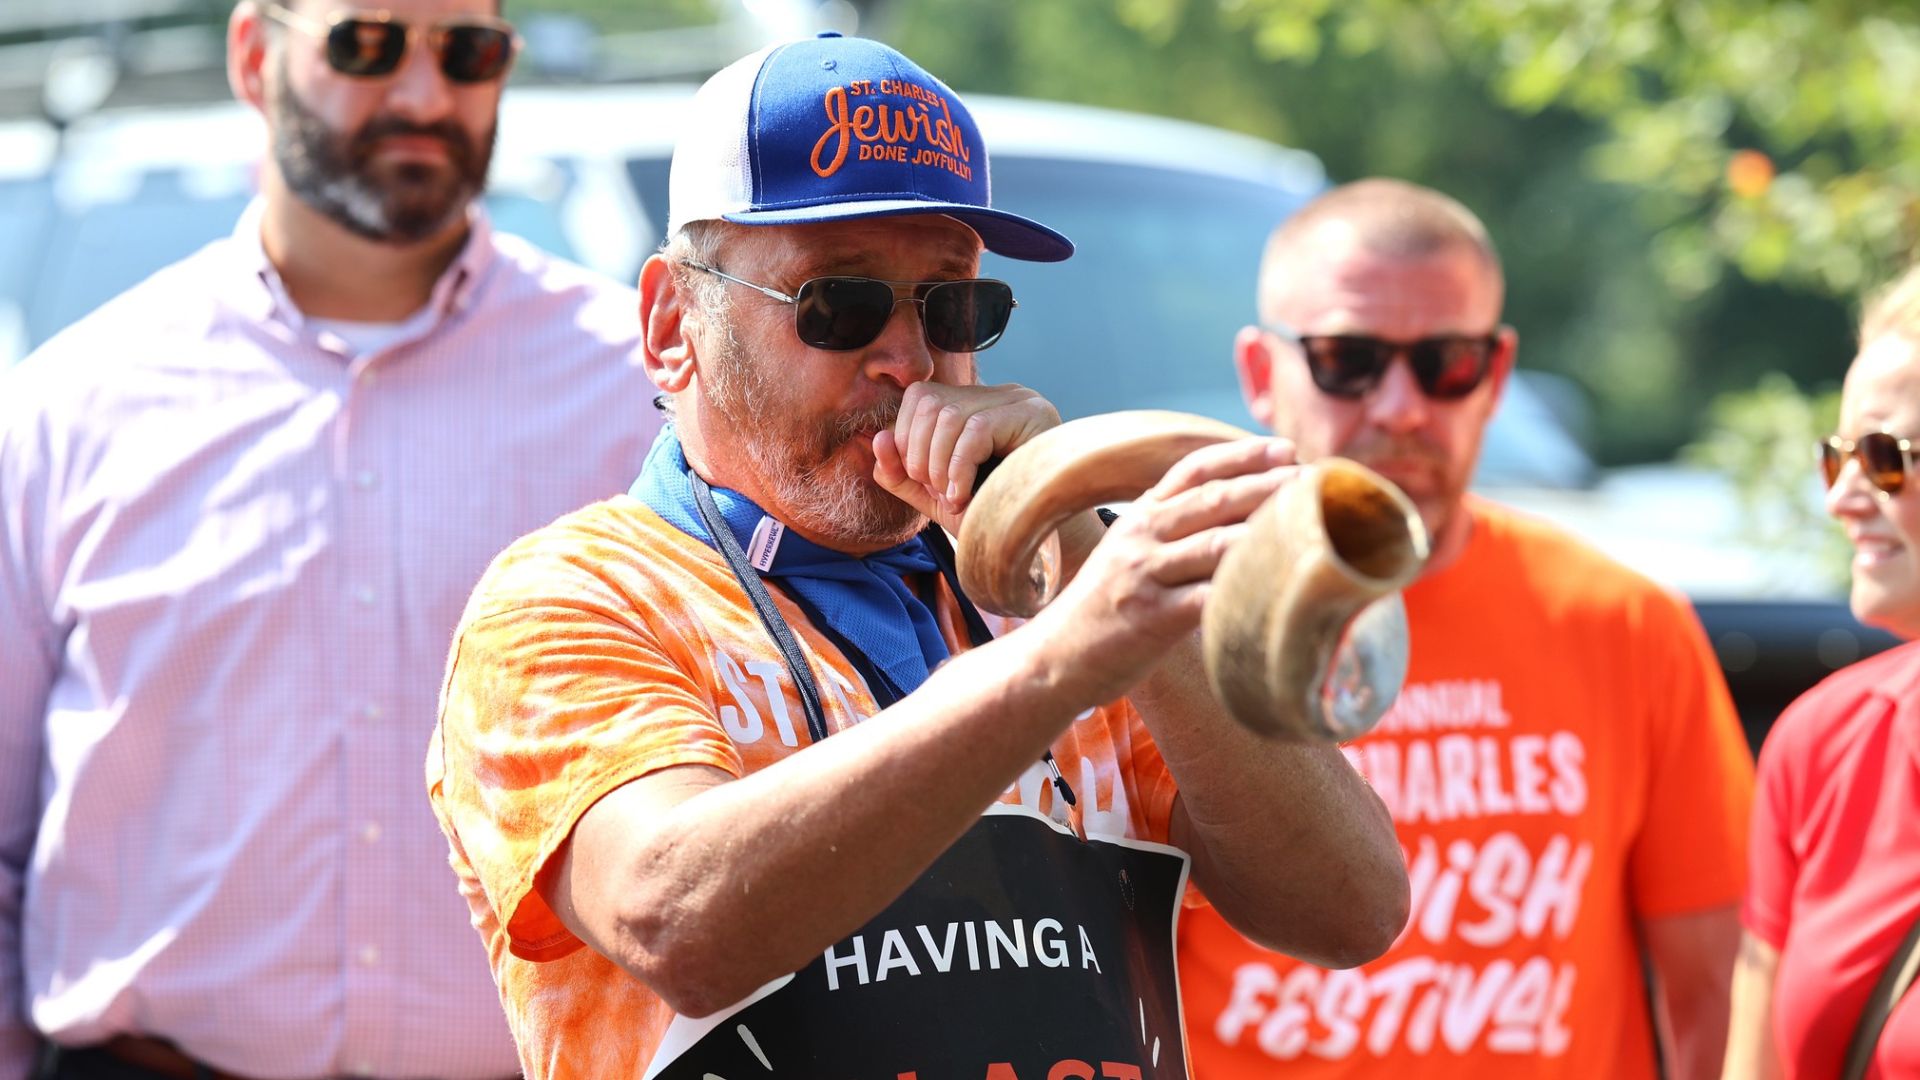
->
xmin=361 ymin=702 xmax=384 ymax=721
xmin=351 ymin=1064 xmax=374 ymax=1078
xmin=358 ymin=945 xmax=380 ymax=967
xmin=353 ymin=585 xmax=375 ymax=606
xmin=354 ymin=470 xmax=377 ymax=490
xmin=360 ymin=821 xmax=382 ymax=844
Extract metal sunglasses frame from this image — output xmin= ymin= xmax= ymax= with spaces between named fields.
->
xmin=681 ymin=260 xmax=1019 ymax=353
xmin=261 ymin=2 xmax=521 ymax=82
xmin=1262 ymin=319 xmax=1506 ymax=400
xmin=1820 ymin=431 xmax=1918 ymax=495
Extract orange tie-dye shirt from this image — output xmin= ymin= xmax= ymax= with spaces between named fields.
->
xmin=427 ymin=495 xmax=1181 ymax=1079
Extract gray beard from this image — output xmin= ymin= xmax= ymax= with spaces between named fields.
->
xmin=702 ymin=324 xmax=923 ymax=550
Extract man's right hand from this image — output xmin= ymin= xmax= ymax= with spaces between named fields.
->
xmin=1021 ymin=435 xmax=1300 ymax=710
xmin=871 ymin=379 xmax=1061 ymax=537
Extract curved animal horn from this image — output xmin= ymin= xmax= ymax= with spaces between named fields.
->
xmin=957 ymin=410 xmax=1256 ymax=618
xmin=955 ymin=410 xmax=1428 ymax=741
xmin=1200 ymin=458 xmax=1427 ymax=740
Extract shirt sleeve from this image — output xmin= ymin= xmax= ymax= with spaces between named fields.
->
xmin=1119 ymin=700 xmax=1181 ymax=846
xmin=433 ymin=569 xmax=746 ymax=964
xmin=1742 ymin=689 xmax=1824 ymax=948
xmin=0 ymin=386 xmax=57 ymax=1078
xmin=1627 ymin=588 xmax=1757 ymax=918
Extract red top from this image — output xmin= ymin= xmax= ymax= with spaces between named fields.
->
xmin=1746 ymin=638 xmax=1920 ymax=1079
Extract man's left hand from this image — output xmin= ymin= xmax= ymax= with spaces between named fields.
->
xmin=872 ymin=381 xmax=1060 ymax=535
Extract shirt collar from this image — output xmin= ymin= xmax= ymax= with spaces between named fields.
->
xmin=226 ymin=196 xmax=496 ymax=331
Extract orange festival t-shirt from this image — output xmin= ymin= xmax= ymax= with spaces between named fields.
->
xmin=427 ymin=496 xmax=1182 ymax=1079
xmin=1177 ymin=497 xmax=1754 ymax=1079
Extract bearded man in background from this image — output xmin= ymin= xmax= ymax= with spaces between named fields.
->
xmin=0 ymin=1 xmax=662 ymax=1076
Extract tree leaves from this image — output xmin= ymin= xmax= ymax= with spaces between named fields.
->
xmin=1157 ymin=0 xmax=1920 ymax=297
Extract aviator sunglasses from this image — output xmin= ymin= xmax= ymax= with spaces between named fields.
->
xmin=264 ymin=3 xmax=519 ymax=83
xmin=683 ymin=262 xmax=1018 ymax=354
xmin=1265 ymin=321 xmax=1503 ymax=401
xmin=1820 ymin=432 xmax=1917 ymax=495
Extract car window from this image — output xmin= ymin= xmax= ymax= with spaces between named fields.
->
xmin=8 ymin=167 xmax=579 ymax=361
xmin=0 ymin=178 xmax=53 ymax=359
xmin=484 ymin=191 xmax=578 ymax=265
xmin=624 ymin=156 xmax=672 ymax=253
xmin=0 ymin=179 xmax=52 ymax=300
xmin=978 ymin=156 xmax=1298 ymax=429
xmin=32 ymin=171 xmax=253 ymax=344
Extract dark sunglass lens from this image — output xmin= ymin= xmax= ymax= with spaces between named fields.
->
xmin=1861 ymin=432 xmax=1908 ymax=493
xmin=440 ymin=25 xmax=513 ymax=82
xmin=924 ymin=281 xmax=1014 ymax=352
xmin=794 ymin=277 xmax=896 ymax=350
xmin=1818 ymin=440 xmax=1844 ymax=488
xmin=1416 ymin=338 xmax=1494 ymax=400
xmin=1304 ymin=338 xmax=1388 ymax=399
xmin=327 ymin=19 xmax=406 ymax=76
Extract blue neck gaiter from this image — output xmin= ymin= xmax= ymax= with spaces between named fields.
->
xmin=630 ymin=428 xmax=951 ymax=697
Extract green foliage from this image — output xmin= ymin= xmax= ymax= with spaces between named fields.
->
xmin=1683 ymin=374 xmax=1853 ymax=591
xmin=875 ymin=0 xmax=1857 ymax=464
xmin=1126 ymin=0 xmax=1920 ymax=300
xmin=503 ymin=0 xmax=719 ymax=32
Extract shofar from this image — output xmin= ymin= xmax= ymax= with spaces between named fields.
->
xmin=956 ymin=410 xmax=1428 ymax=741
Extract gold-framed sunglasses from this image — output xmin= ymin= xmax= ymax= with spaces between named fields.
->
xmin=263 ymin=2 xmax=519 ymax=84
xmin=1820 ymin=431 xmax=1917 ymax=495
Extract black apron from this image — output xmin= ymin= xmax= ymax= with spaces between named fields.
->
xmin=638 ymin=476 xmax=1193 ymax=1079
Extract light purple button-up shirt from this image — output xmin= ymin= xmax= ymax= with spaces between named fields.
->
xmin=0 ymin=201 xmax=664 ymax=1079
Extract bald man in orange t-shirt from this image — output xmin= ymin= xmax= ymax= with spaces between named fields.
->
xmin=1177 ymin=179 xmax=1754 ymax=1080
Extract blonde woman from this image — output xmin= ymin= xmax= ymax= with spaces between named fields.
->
xmin=1724 ymin=266 xmax=1920 ymax=1079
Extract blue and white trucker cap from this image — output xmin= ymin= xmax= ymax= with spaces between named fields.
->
xmin=667 ymin=32 xmax=1074 ymax=262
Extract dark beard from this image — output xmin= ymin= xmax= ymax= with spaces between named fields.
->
xmin=268 ymin=61 xmax=494 ymax=243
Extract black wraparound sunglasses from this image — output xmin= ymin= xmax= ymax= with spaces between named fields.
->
xmin=683 ymin=262 xmax=1017 ymax=354
xmin=264 ymin=3 xmax=519 ymax=83
xmin=1820 ymin=431 xmax=1917 ymax=495
xmin=1265 ymin=321 xmax=1503 ymax=401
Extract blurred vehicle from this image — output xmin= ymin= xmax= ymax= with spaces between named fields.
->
xmin=0 ymin=86 xmax=1886 ymax=748
xmin=0 ymin=97 xmax=652 ymax=356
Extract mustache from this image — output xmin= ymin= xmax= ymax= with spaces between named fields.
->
xmin=1341 ymin=434 xmax=1447 ymax=466
xmin=350 ymin=115 xmax=476 ymax=169
xmin=793 ymin=398 xmax=904 ymax=486
xmin=827 ymin=397 xmax=904 ymax=447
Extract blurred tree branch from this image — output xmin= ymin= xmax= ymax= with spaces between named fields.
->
xmin=883 ymin=0 xmax=1859 ymax=465
xmin=1119 ymin=0 xmax=1920 ymax=299
xmin=1683 ymin=373 xmax=1852 ymax=591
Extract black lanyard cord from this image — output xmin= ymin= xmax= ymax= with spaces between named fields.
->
xmin=774 ymin=583 xmax=909 ymax=708
xmin=918 ymin=525 xmax=996 ymax=648
xmin=689 ymin=472 xmax=833 ymax=745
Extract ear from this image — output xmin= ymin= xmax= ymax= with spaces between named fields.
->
xmin=1483 ymin=323 xmax=1520 ymax=404
xmin=1233 ymin=324 xmax=1278 ymax=431
xmin=227 ymin=1 xmax=270 ymax=113
xmin=640 ymin=254 xmax=698 ymax=396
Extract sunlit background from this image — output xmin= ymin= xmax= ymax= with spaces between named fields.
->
xmin=8 ymin=0 xmax=1920 ymax=730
